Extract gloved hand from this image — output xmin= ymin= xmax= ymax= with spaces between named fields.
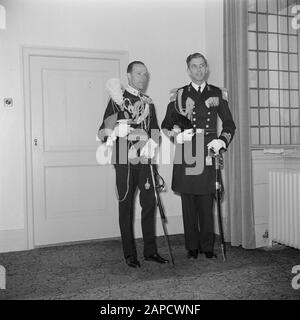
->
xmin=176 ymin=129 xmax=194 ymax=144
xmin=207 ymin=139 xmax=226 ymax=155
xmin=113 ymin=122 xmax=133 ymax=138
xmin=172 ymin=125 xmax=181 ymax=133
xmin=140 ymin=138 xmax=158 ymax=159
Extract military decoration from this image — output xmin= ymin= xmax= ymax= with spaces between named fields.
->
xmin=205 ymin=97 xmax=219 ymax=109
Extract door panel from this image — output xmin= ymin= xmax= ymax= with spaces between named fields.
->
xmin=30 ymin=54 xmax=126 ymax=246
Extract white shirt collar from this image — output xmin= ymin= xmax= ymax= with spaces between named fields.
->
xmin=126 ymin=85 xmax=140 ymax=97
xmin=191 ymin=81 xmax=206 ymax=93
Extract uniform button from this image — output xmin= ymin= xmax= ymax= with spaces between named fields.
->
xmin=206 ymin=125 xmax=209 ymax=128
xmin=193 ymin=124 xmax=196 ymax=128
xmin=207 ymin=118 xmax=210 ymax=122
xmin=193 ymin=111 xmax=195 ymax=115
xmin=208 ymin=112 xmax=211 ymax=115
xmin=193 ymin=118 xmax=196 ymax=121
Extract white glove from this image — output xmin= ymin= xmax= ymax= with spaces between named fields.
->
xmin=140 ymin=138 xmax=158 ymax=159
xmin=176 ymin=129 xmax=194 ymax=144
xmin=113 ymin=122 xmax=133 ymax=138
xmin=207 ymin=139 xmax=226 ymax=154
xmin=172 ymin=125 xmax=181 ymax=133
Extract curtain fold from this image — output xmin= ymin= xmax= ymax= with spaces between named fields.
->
xmin=223 ymin=0 xmax=256 ymax=249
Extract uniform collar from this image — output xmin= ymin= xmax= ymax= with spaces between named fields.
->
xmin=191 ymin=81 xmax=206 ymax=93
xmin=126 ymin=85 xmax=140 ymax=97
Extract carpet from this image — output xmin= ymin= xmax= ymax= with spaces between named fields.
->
xmin=0 ymin=235 xmax=299 ymax=300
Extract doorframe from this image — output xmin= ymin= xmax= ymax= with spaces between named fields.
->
xmin=22 ymin=46 xmax=128 ymax=249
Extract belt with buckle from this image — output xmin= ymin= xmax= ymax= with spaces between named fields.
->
xmin=195 ymin=128 xmax=217 ymax=135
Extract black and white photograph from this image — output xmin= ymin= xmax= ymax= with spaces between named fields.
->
xmin=0 ymin=0 xmax=300 ymax=307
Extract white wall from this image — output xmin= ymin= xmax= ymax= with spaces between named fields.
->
xmin=0 ymin=0 xmax=224 ymax=251
xmin=204 ymin=0 xmax=224 ymax=87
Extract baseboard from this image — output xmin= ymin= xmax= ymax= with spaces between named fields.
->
xmin=0 ymin=229 xmax=28 ymax=253
xmin=0 ymin=217 xmax=184 ymax=253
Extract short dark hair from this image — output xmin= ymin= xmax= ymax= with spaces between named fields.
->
xmin=186 ymin=53 xmax=207 ymax=67
xmin=127 ymin=61 xmax=146 ymax=74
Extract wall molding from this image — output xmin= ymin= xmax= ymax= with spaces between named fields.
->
xmin=0 ymin=216 xmax=184 ymax=253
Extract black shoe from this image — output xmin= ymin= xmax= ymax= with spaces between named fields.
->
xmin=144 ymin=253 xmax=169 ymax=264
xmin=125 ymin=256 xmax=141 ymax=268
xmin=204 ymin=252 xmax=217 ymax=259
xmin=187 ymin=249 xmax=198 ymax=259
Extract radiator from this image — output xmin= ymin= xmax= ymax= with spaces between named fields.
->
xmin=269 ymin=170 xmax=300 ymax=249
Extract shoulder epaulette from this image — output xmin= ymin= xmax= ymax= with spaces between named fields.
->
xmin=207 ymin=84 xmax=221 ymax=92
xmin=207 ymin=84 xmax=228 ymax=101
xmin=220 ymin=87 xmax=228 ymax=101
xmin=169 ymin=85 xmax=188 ymax=102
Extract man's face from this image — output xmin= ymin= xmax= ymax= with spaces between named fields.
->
xmin=187 ymin=57 xmax=208 ymax=83
xmin=127 ymin=63 xmax=149 ymax=92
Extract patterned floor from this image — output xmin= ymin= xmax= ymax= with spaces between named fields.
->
xmin=0 ymin=235 xmax=299 ymax=300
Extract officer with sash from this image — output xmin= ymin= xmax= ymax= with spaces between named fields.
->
xmin=98 ymin=61 xmax=169 ymax=268
xmin=161 ymin=53 xmax=236 ymax=259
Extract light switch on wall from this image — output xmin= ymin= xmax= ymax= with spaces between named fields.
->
xmin=4 ymin=98 xmax=13 ymax=108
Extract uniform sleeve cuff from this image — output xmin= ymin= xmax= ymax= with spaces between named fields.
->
xmin=219 ymin=132 xmax=232 ymax=147
xmin=219 ymin=136 xmax=228 ymax=149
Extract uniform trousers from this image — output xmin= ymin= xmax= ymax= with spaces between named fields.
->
xmin=115 ymin=164 xmax=157 ymax=259
xmin=180 ymin=193 xmax=215 ymax=252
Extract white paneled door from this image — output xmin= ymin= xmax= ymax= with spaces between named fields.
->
xmin=28 ymin=50 xmax=127 ymax=246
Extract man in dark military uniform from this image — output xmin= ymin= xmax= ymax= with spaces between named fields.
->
xmin=161 ymin=53 xmax=236 ymax=259
xmin=98 ymin=61 xmax=169 ymax=268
